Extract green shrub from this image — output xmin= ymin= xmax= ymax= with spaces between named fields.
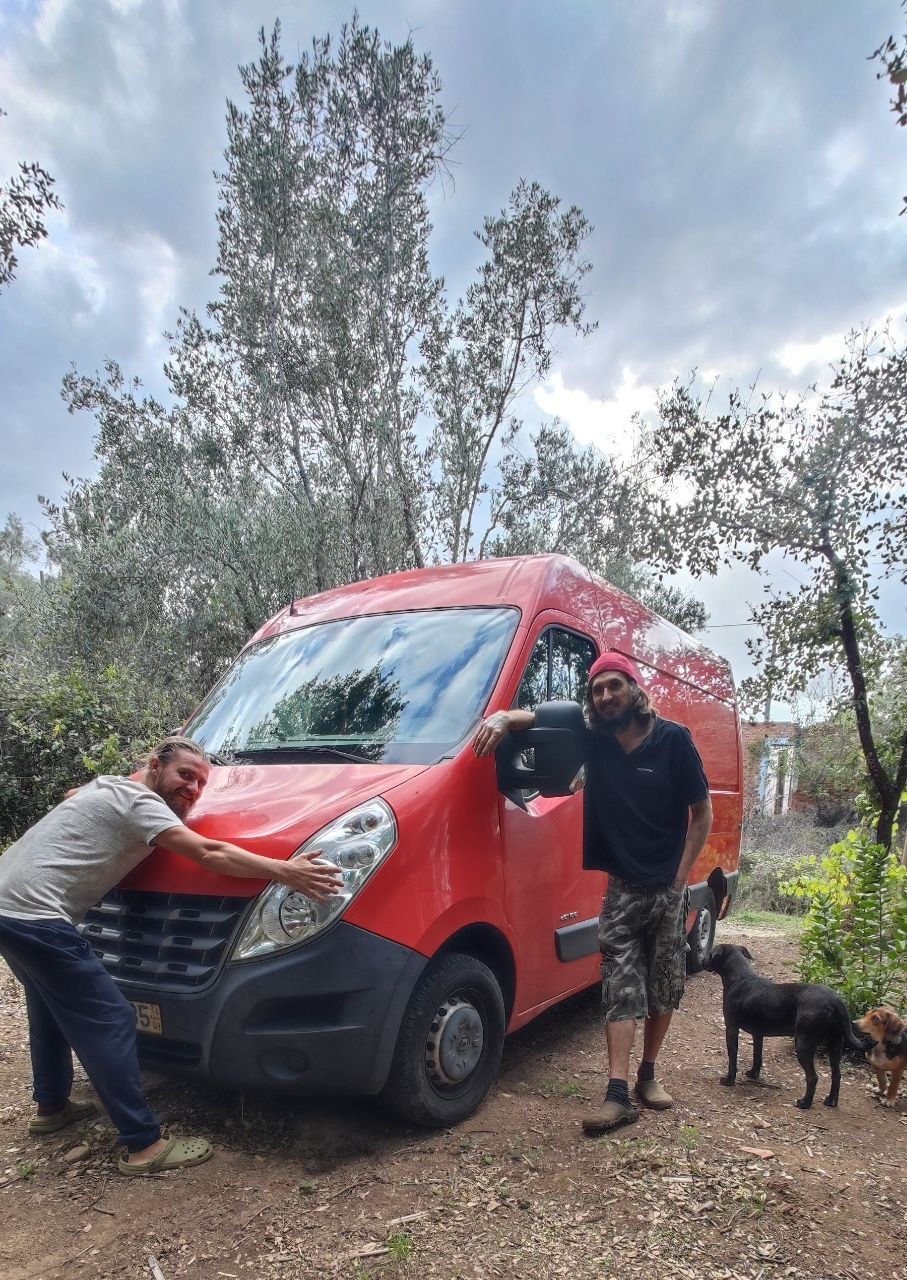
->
xmin=0 ymin=662 xmax=182 ymax=843
xmin=736 ymin=848 xmax=810 ymax=915
xmin=781 ymin=824 xmax=907 ymax=1016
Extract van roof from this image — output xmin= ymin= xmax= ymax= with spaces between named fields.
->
xmin=253 ymin=554 xmax=735 ymax=703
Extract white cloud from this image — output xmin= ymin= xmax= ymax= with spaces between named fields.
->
xmin=820 ymin=127 xmax=864 ymax=191
xmin=777 ymin=304 xmax=907 ymax=378
xmin=776 ymin=331 xmax=845 ymax=377
xmin=134 ymin=232 xmax=178 ymax=350
xmin=533 ymin=368 xmax=656 ymax=463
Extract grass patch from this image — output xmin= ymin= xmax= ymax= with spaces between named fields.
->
xmin=541 ymin=1078 xmax=588 ymax=1099
xmin=387 ymin=1231 xmax=413 ymax=1263
xmin=725 ymin=909 xmax=803 ymax=937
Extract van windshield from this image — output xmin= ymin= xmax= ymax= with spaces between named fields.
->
xmin=185 ymin=607 xmax=519 ymax=766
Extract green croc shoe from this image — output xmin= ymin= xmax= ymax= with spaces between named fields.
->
xmin=118 ymin=1136 xmax=213 ymax=1177
xmin=28 ymin=1099 xmax=97 ymax=1134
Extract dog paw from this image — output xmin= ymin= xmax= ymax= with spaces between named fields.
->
xmin=718 ymin=1076 xmax=735 ymax=1087
xmin=880 ymin=1097 xmax=896 ymax=1108
xmin=794 ymin=1098 xmax=812 ymax=1109
xmin=745 ymin=1070 xmax=761 ymax=1081
xmin=822 ymin=1096 xmax=838 ymax=1108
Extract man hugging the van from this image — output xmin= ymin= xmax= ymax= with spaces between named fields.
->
xmin=473 ymin=652 xmax=712 ymax=1133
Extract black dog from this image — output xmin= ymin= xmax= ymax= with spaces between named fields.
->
xmin=705 ymin=943 xmax=864 ymax=1109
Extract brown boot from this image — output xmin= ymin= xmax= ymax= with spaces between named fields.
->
xmin=635 ymin=1078 xmax=673 ymax=1110
xmin=581 ymin=1099 xmax=640 ymax=1134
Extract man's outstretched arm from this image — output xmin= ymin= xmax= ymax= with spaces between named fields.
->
xmin=155 ymin=826 xmax=343 ymax=902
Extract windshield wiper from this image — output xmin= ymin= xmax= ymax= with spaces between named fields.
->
xmin=233 ymin=744 xmax=377 ymax=765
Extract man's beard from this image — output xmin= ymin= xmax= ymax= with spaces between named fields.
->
xmin=592 ymin=707 xmax=633 ymax=735
xmin=155 ymin=785 xmax=193 ymax=820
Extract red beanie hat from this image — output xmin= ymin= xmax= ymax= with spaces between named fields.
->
xmin=588 ymin=651 xmax=644 ymax=687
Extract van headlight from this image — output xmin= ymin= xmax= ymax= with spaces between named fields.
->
xmin=230 ymin=798 xmax=397 ymax=960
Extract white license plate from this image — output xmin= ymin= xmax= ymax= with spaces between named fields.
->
xmin=131 ymin=1001 xmax=163 ymax=1036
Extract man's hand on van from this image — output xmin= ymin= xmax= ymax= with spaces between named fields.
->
xmin=279 ymin=850 xmax=344 ymax=902
xmin=473 ymin=709 xmax=536 ymax=757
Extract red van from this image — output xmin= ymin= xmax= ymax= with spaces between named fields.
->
xmin=80 ymin=555 xmax=742 ymax=1127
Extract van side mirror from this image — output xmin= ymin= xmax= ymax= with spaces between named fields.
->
xmin=495 ymin=701 xmax=587 ymax=809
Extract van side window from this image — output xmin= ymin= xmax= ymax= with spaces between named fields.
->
xmin=516 ymin=629 xmax=596 ymax=707
xmin=551 ymin=630 xmax=596 ymax=704
xmin=514 ymin=628 xmax=595 ymax=798
xmin=517 ymin=634 xmax=549 ymax=710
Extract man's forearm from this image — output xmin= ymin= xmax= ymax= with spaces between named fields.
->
xmin=194 ymin=839 xmax=295 ymax=882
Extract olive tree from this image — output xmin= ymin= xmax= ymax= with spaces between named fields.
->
xmin=0 ymin=108 xmax=62 ymax=292
xmin=647 ymin=329 xmax=907 ymax=850
xmin=12 ymin=12 xmax=715 ymax=830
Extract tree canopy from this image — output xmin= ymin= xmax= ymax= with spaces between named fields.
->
xmin=646 ymin=329 xmax=907 ymax=849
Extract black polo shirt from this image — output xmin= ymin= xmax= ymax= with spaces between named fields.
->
xmin=582 ymin=716 xmax=709 ymax=887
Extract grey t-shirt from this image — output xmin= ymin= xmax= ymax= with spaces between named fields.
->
xmin=0 ymin=776 xmax=183 ymax=925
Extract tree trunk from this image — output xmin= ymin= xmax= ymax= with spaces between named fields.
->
xmin=825 ymin=545 xmax=901 ymax=851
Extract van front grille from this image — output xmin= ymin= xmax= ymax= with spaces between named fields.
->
xmin=136 ymin=1033 xmax=202 ymax=1070
xmin=79 ymin=889 xmax=250 ymax=990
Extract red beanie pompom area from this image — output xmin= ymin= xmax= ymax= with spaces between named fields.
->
xmin=588 ymin=651 xmax=644 ymax=688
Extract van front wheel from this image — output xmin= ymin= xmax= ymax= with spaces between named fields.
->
xmin=381 ymin=952 xmax=505 ymax=1128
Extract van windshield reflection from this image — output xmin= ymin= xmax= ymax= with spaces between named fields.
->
xmin=185 ymin=608 xmax=519 ymax=766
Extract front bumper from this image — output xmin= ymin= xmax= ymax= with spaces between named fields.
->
xmin=120 ymin=922 xmax=427 ymax=1096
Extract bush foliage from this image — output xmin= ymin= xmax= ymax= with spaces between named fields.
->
xmin=0 ymin=662 xmax=180 ymax=844
xmin=736 ymin=849 xmax=810 ymax=915
xmin=781 ymin=823 xmax=907 ymax=1016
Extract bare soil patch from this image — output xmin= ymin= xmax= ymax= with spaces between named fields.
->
xmin=0 ymin=925 xmax=904 ymax=1280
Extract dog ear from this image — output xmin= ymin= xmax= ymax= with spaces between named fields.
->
xmin=885 ymin=1008 xmax=905 ymax=1037
xmin=740 ymin=945 xmax=754 ymax=961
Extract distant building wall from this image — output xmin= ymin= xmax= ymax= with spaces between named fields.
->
xmin=741 ymin=721 xmax=812 ymax=817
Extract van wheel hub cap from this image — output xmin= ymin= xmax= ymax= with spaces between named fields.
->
xmin=426 ymin=996 xmax=484 ymax=1086
xmin=696 ymin=909 xmax=712 ymax=956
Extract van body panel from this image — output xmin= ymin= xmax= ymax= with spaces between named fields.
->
xmin=342 ymin=755 xmax=511 ymax=953
xmin=119 ymin=761 xmax=428 ymax=897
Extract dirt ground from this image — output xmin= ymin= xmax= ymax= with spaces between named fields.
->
xmin=0 ymin=924 xmax=904 ymax=1280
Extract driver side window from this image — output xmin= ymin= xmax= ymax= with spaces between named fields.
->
xmin=515 ymin=629 xmax=596 ymax=794
xmin=516 ymin=628 xmax=596 ymax=708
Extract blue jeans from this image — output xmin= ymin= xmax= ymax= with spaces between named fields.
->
xmin=0 ymin=914 xmax=161 ymax=1152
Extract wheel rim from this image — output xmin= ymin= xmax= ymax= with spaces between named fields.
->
xmin=696 ymin=907 xmax=713 ymax=961
xmin=425 ymin=995 xmax=485 ymax=1088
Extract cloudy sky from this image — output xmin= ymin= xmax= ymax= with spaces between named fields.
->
xmin=1 ymin=0 xmax=905 ymax=692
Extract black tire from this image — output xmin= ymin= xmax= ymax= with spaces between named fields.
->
xmin=686 ymin=888 xmax=717 ymax=974
xmin=380 ymin=952 xmax=505 ymax=1128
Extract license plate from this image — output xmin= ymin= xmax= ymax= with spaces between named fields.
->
xmin=131 ymin=1001 xmax=163 ymax=1036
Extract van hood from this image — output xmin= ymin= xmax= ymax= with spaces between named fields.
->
xmin=121 ymin=760 xmax=428 ymax=896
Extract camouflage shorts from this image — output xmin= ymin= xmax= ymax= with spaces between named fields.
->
xmin=598 ymin=877 xmax=689 ymax=1022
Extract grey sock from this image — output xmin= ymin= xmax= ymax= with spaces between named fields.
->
xmin=605 ymin=1079 xmax=630 ymax=1107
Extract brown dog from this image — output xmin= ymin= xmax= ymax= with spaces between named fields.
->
xmin=856 ymin=1006 xmax=906 ymax=1107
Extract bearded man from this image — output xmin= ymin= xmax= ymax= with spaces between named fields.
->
xmin=473 ymin=652 xmax=712 ymax=1133
xmin=0 ymin=736 xmax=341 ymax=1173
